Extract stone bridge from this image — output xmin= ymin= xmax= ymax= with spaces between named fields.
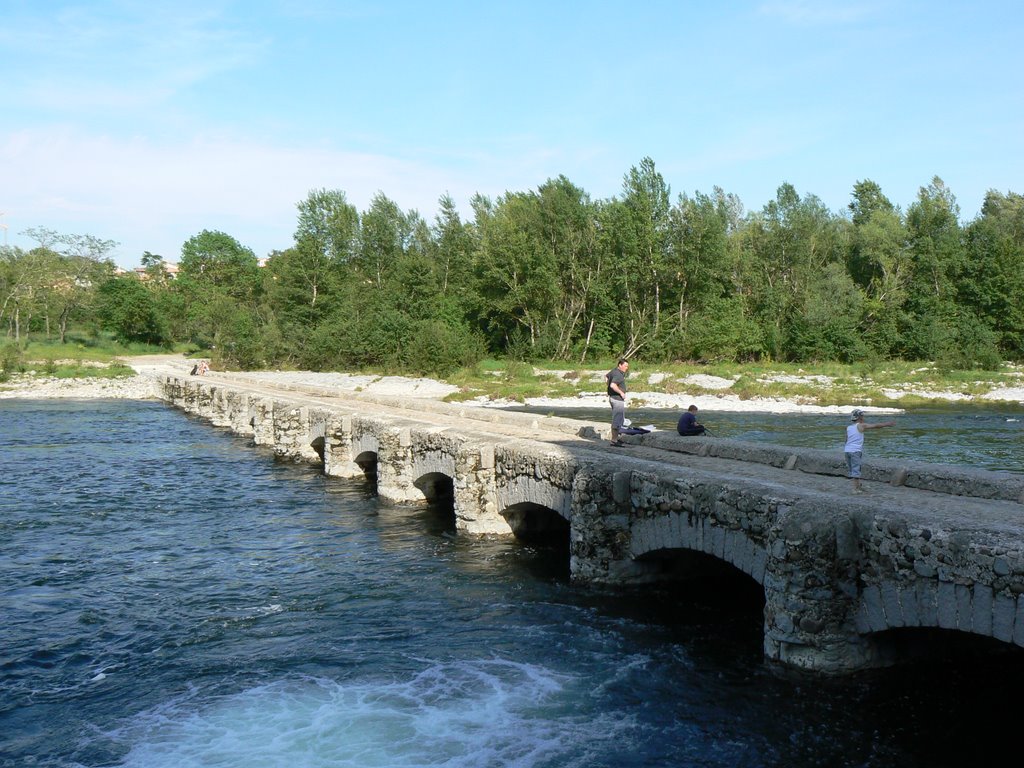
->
xmin=157 ymin=372 xmax=1024 ymax=675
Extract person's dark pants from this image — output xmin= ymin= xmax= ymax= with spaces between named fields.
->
xmin=677 ymin=426 xmax=706 ymax=436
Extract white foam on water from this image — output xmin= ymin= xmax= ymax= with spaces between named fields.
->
xmin=105 ymin=659 xmax=635 ymax=767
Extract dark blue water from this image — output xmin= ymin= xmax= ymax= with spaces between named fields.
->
xmin=2 ymin=400 xmax=1022 ymax=767
xmin=512 ymin=404 xmax=1024 ymax=473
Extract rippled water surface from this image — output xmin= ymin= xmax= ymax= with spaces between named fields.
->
xmin=513 ymin=403 xmax=1024 ymax=473
xmin=2 ymin=399 xmax=1022 ymax=767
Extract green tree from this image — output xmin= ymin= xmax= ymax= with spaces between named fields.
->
xmin=178 ymin=230 xmax=261 ymax=302
xmin=846 ymin=181 xmax=909 ymax=356
xmin=357 ymin=193 xmax=413 ymax=290
xmin=786 ymin=263 xmax=866 ymax=362
xmin=848 ymin=179 xmax=896 ymax=227
xmin=666 ymin=189 xmax=735 ymax=326
xmin=290 ymin=188 xmax=360 ymax=309
xmin=603 ymin=157 xmax=672 ymax=357
xmin=962 ymin=190 xmax=1024 ymax=357
xmin=96 ymin=275 xmax=168 ymax=345
xmin=175 ymin=230 xmax=262 ymax=348
xmin=736 ymin=184 xmax=848 ymax=360
xmin=901 ymin=177 xmax=965 ymax=359
xmin=1 ymin=246 xmax=35 ymax=340
xmin=431 ymin=193 xmax=477 ymax=304
xmin=534 ymin=176 xmax=601 ymax=359
xmin=473 ymin=189 xmax=560 ymax=354
xmin=679 ymin=295 xmax=763 ymax=362
xmin=140 ymin=251 xmax=173 ymax=285
xmin=19 ymin=228 xmax=118 ymax=342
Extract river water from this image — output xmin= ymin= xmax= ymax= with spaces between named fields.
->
xmin=509 ymin=403 xmax=1024 ymax=473
xmin=2 ymin=399 xmax=1023 ymax=767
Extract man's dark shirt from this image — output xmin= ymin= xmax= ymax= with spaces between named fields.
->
xmin=606 ymin=368 xmax=626 ymax=400
xmin=677 ymin=411 xmax=705 ymax=435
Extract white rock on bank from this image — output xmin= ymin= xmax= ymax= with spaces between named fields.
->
xmin=0 ymin=374 xmax=160 ymax=400
xmin=980 ymin=386 xmax=1024 ymax=403
xmin=680 ymin=374 xmax=736 ymax=389
xmin=469 ymin=390 xmax=903 ymax=415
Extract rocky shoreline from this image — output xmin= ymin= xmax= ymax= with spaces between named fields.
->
xmin=2 ymin=355 xmax=1022 ymax=414
xmin=0 ymin=373 xmax=161 ymax=401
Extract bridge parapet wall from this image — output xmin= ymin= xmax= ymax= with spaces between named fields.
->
xmin=636 ymin=433 xmax=1024 ymax=503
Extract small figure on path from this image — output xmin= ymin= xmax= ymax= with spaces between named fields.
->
xmin=677 ymin=405 xmax=706 ymax=436
xmin=844 ymin=408 xmax=895 ymax=493
xmin=605 ymin=358 xmax=629 ymax=447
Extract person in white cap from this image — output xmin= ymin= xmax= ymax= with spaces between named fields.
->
xmin=844 ymin=408 xmax=895 ymax=493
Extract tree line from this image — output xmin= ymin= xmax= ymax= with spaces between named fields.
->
xmin=3 ymin=158 xmax=1022 ymax=374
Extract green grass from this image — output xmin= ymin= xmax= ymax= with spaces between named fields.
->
xmin=47 ymin=362 xmax=137 ymax=379
xmin=0 ymin=331 xmax=184 ymax=381
xmin=2 ymin=331 xmax=194 ymax=363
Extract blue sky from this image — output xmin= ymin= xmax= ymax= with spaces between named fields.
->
xmin=2 ymin=0 xmax=1022 ymax=268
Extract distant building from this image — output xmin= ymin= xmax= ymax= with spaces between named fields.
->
xmin=134 ymin=261 xmax=179 ymax=280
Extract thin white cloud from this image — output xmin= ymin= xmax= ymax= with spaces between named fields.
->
xmin=0 ymin=127 xmax=505 ymax=264
xmin=4 ymin=2 xmax=265 ymax=113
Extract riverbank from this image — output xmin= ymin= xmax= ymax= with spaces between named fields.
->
xmin=2 ymin=354 xmax=1023 ymax=414
xmin=0 ymin=373 xmax=160 ymax=400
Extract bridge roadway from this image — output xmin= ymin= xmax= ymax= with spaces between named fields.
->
xmin=149 ymin=363 xmax=1024 ymax=675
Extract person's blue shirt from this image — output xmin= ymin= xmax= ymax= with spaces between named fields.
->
xmin=677 ymin=410 xmax=705 ymax=436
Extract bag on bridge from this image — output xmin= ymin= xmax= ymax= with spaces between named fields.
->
xmin=620 ymin=425 xmax=654 ymax=435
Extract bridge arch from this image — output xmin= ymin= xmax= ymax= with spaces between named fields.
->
xmin=347 ymin=426 xmax=382 ymax=483
xmin=310 ymin=436 xmax=325 ymax=466
xmin=352 ymin=450 xmax=379 ymax=482
xmin=854 ymin=580 xmax=1024 ymax=652
xmin=408 ymin=449 xmax=457 ymax=500
xmin=629 ymin=514 xmax=768 ymax=586
xmin=495 ymin=476 xmax=572 ymax=523
xmin=501 ymin=501 xmax=570 ymax=545
xmin=414 ymin=471 xmax=455 ymax=505
xmin=632 ymin=545 xmax=767 ymax=598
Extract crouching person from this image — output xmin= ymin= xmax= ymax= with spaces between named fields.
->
xmin=677 ymin=405 xmax=706 ymax=436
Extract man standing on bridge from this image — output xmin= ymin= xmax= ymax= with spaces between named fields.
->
xmin=845 ymin=408 xmax=895 ymax=493
xmin=605 ymin=358 xmax=629 ymax=447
